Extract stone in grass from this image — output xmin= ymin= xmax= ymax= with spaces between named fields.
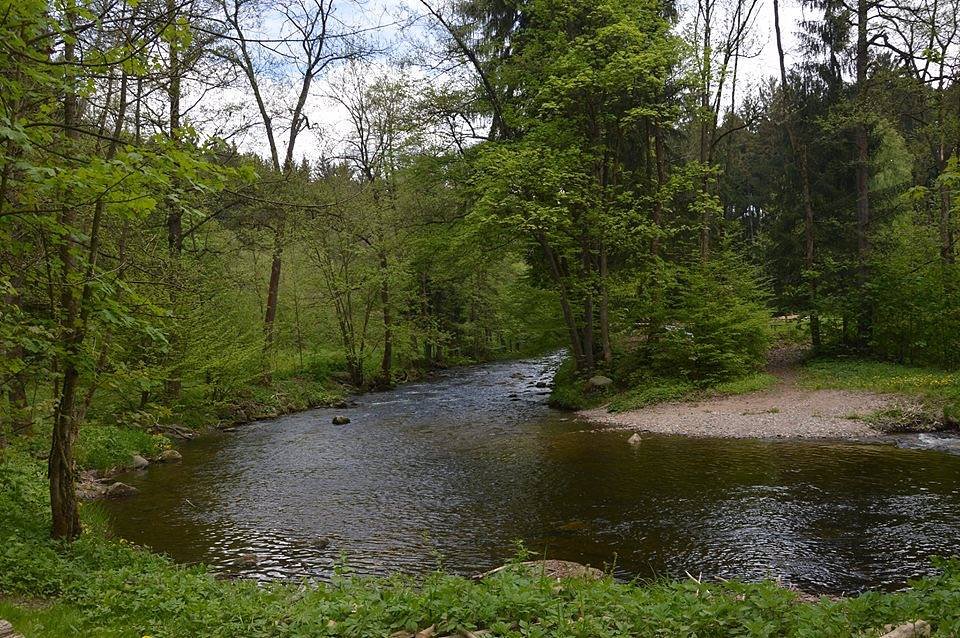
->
xmin=880 ymin=621 xmax=931 ymax=638
xmin=587 ymin=375 xmax=613 ymax=389
xmin=628 ymin=433 xmax=642 ymax=445
xmin=131 ymin=454 xmax=149 ymax=469
xmin=159 ymin=449 xmax=183 ymax=463
xmin=332 ymin=415 xmax=351 ymax=425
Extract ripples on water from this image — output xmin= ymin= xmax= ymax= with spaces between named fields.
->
xmin=103 ymin=352 xmax=960 ymax=593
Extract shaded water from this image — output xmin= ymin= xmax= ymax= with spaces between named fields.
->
xmin=103 ymin=353 xmax=960 ymax=594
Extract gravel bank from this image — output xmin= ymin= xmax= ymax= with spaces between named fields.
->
xmin=579 ymin=383 xmax=895 ymax=440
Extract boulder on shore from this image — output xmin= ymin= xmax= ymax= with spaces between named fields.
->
xmin=332 ymin=415 xmax=351 ymax=425
xmin=131 ymin=454 xmax=149 ymax=469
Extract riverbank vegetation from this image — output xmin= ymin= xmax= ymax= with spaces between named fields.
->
xmin=3 ymin=0 xmax=960 ymax=629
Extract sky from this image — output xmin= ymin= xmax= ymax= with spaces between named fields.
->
xmin=207 ymin=0 xmax=816 ymax=162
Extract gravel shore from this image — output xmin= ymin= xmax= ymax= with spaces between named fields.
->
xmin=579 ymin=369 xmax=896 ymax=440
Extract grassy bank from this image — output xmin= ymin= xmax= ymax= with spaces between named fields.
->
xmin=2 ymin=448 xmax=960 ymax=636
xmin=549 ymin=356 xmax=777 ymax=413
xmin=800 ymin=359 xmax=960 ymax=431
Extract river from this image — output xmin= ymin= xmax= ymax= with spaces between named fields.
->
xmin=102 ymin=352 xmax=960 ymax=594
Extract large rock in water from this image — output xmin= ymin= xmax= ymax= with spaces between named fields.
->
xmin=105 ymin=482 xmax=139 ymax=499
xmin=332 ymin=415 xmax=351 ymax=425
xmin=159 ymin=449 xmax=183 ymax=463
xmin=131 ymin=454 xmax=149 ymax=469
xmin=587 ymin=375 xmax=613 ymax=390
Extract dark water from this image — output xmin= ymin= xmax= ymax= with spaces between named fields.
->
xmin=102 ymin=353 xmax=960 ymax=594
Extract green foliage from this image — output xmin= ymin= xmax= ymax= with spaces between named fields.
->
xmin=622 ymin=253 xmax=773 ymax=386
xmin=712 ymin=372 xmax=779 ymax=396
xmin=547 ymin=358 xmax=604 ymax=410
xmin=606 ymin=379 xmax=695 ymax=412
xmin=801 ymin=359 xmax=960 ymax=401
xmin=868 ymin=212 xmax=960 ymax=368
xmin=76 ymin=426 xmax=166 ymax=472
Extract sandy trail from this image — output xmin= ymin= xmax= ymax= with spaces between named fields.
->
xmin=578 ymin=349 xmax=895 ymax=439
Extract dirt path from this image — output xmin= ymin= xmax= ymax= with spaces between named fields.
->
xmin=579 ymin=349 xmax=895 ymax=439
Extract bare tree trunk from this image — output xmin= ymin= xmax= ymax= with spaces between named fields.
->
xmin=599 ymin=242 xmax=612 ymax=364
xmin=378 ymin=250 xmax=392 ymax=384
xmin=263 ymin=222 xmax=284 ymax=354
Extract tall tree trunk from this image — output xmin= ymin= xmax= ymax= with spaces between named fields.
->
xmin=379 ymin=250 xmax=392 ymax=384
xmin=49 ymin=3 xmax=82 ymax=539
xmin=598 ymin=242 xmax=612 ymax=364
xmin=580 ymin=240 xmax=595 ymax=370
xmin=855 ymin=0 xmax=872 ymax=340
xmin=263 ymin=222 xmax=284 ymax=356
xmin=166 ymin=0 xmax=182 ymax=255
xmin=698 ymin=0 xmax=713 ymax=264
xmin=774 ymin=0 xmax=820 ymax=348
xmin=537 ymin=233 xmax=585 ymax=368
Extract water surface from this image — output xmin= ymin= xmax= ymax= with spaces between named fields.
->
xmin=103 ymin=353 xmax=960 ymax=593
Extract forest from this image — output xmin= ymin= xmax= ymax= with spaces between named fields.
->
xmin=2 ymin=0 xmax=960 ymax=635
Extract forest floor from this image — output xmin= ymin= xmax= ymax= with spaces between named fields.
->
xmin=579 ymin=347 xmax=942 ymax=439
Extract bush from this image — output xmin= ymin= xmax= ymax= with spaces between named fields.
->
xmin=868 ymin=212 xmax=960 ymax=368
xmin=621 ymin=252 xmax=772 ymax=386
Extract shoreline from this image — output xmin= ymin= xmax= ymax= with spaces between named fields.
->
xmin=576 ymin=387 xmax=891 ymax=440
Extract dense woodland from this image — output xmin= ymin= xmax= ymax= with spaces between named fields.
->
xmin=1 ymin=0 xmax=959 ymax=539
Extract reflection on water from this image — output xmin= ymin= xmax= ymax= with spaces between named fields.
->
xmin=102 ymin=353 xmax=960 ymax=593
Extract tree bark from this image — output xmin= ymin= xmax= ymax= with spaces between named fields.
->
xmin=263 ymin=222 xmax=284 ymax=352
xmin=537 ymin=233 xmax=585 ymax=368
xmin=379 ymin=249 xmax=392 ymax=384
xmin=855 ymin=0 xmax=872 ymax=340
xmin=49 ymin=2 xmax=82 ymax=540
xmin=774 ymin=0 xmax=820 ymax=348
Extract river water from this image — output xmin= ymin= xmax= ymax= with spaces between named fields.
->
xmin=102 ymin=353 xmax=960 ymax=594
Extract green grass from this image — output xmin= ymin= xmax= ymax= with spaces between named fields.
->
xmin=801 ymin=359 xmax=960 ymax=400
xmin=712 ymin=372 xmax=779 ymax=396
xmin=5 ymin=444 xmax=960 ymax=636
xmin=606 ymin=379 xmax=695 ymax=412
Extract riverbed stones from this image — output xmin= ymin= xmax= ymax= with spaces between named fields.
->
xmin=237 ymin=553 xmax=259 ymax=567
xmin=159 ymin=449 xmax=183 ymax=463
xmin=628 ymin=433 xmax=642 ymax=445
xmin=880 ymin=621 xmax=931 ymax=638
xmin=332 ymin=415 xmax=351 ymax=425
xmin=105 ymin=482 xmax=139 ymax=498
xmin=131 ymin=454 xmax=149 ymax=469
